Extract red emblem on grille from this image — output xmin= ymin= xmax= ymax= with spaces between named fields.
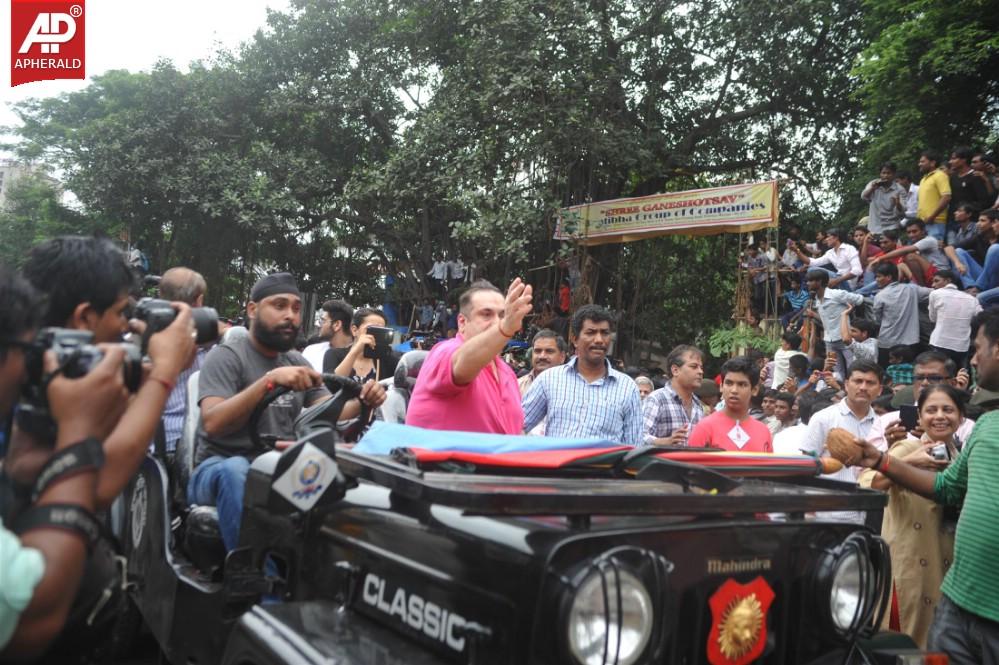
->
xmin=706 ymin=576 xmax=775 ymax=665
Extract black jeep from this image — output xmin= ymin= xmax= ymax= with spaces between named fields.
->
xmin=118 ymin=375 xmax=926 ymax=665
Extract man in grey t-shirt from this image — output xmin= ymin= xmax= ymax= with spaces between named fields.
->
xmin=193 ymin=334 xmax=327 ymax=465
xmin=188 ymin=272 xmax=384 ymax=552
xmin=861 ymin=162 xmax=907 ymax=233
xmin=872 ymin=262 xmax=932 ymax=367
xmin=871 ymin=219 xmax=949 ymax=272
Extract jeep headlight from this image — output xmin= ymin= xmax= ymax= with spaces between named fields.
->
xmin=829 ymin=550 xmax=863 ymax=632
xmin=814 ymin=532 xmax=891 ymax=641
xmin=567 ymin=568 xmax=652 ymax=665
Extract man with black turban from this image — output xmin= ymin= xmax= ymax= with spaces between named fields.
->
xmin=189 ymin=273 xmax=384 ymax=552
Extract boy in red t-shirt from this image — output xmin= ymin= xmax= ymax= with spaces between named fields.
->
xmin=688 ymin=356 xmax=773 ymax=453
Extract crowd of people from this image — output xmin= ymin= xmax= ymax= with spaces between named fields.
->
xmin=2 ymin=145 xmax=999 ymax=664
xmin=0 ymin=238 xmax=387 ymax=659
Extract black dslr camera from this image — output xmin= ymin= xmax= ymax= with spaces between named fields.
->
xmin=18 ymin=329 xmax=145 ymax=439
xmin=133 ymin=298 xmax=220 ymax=351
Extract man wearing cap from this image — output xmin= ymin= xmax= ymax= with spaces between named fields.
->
xmin=189 ymin=273 xmax=385 ymax=552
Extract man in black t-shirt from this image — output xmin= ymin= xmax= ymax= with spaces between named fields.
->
xmin=189 ymin=273 xmax=384 ymax=551
xmin=950 ymin=146 xmax=993 ymax=219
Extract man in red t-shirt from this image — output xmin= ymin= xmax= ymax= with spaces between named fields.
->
xmin=873 ymin=228 xmax=936 ymax=286
xmin=688 ymin=356 xmax=773 ymax=452
xmin=557 ymin=278 xmax=571 ymax=315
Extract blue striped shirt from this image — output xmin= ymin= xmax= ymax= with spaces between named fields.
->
xmin=160 ymin=348 xmax=206 ymax=451
xmin=521 ymin=357 xmax=643 ymax=445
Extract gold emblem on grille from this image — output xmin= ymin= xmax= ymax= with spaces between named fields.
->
xmin=716 ymin=593 xmax=764 ymax=660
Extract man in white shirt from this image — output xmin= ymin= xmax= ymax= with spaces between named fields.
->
xmin=793 ymin=228 xmax=863 ymax=290
xmin=772 ymin=394 xmax=830 ymax=455
xmin=446 ymin=258 xmax=466 ymax=289
xmin=771 ymin=330 xmax=807 ymax=389
xmin=895 ymin=171 xmax=919 ymax=220
xmin=928 ymin=269 xmax=982 ymax=368
xmin=427 ymin=256 xmax=448 ymax=296
xmin=301 ymin=299 xmax=353 ymax=371
xmin=802 ymin=361 xmax=884 ymax=523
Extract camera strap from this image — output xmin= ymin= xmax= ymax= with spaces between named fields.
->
xmin=30 ymin=437 xmax=105 ymax=503
xmin=12 ymin=503 xmax=102 ymax=550
xmin=14 ymin=403 xmax=58 ymax=440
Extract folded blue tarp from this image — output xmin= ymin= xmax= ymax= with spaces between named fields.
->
xmin=354 ymin=421 xmax=619 ymax=455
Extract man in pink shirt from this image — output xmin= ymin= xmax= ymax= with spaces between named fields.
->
xmin=688 ymin=356 xmax=773 ymax=452
xmin=406 ymin=278 xmax=533 ymax=433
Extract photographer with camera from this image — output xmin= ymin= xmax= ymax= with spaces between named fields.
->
xmin=8 ymin=236 xmax=197 ymax=508
xmin=191 ymin=273 xmax=385 ymax=552
xmin=0 ymin=267 xmax=133 ymax=658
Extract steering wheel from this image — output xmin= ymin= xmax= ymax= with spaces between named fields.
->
xmin=247 ymin=385 xmax=292 ymax=450
xmin=322 ymin=374 xmax=372 ymax=443
xmin=246 ymin=373 xmax=372 ymax=450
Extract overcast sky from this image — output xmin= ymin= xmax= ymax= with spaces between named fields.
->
xmin=0 ymin=0 xmax=291 ymax=154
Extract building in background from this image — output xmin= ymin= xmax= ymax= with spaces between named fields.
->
xmin=0 ymin=159 xmax=57 ymax=210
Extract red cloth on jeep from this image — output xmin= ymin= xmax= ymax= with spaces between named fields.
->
xmin=406 ymin=447 xmax=824 ymax=476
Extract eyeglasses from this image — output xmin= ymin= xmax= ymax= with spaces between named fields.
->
xmin=913 ymin=374 xmax=948 ymax=384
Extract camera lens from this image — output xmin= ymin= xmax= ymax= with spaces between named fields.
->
xmin=122 ymin=345 xmax=144 ymax=392
xmin=191 ymin=307 xmax=220 ymax=345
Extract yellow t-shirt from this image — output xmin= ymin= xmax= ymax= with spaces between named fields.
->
xmin=917 ymin=169 xmax=951 ymax=223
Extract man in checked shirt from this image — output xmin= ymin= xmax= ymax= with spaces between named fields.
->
xmin=641 ymin=345 xmax=705 ymax=446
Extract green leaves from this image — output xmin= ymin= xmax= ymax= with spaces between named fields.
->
xmin=707 ymin=325 xmax=780 ymax=359
xmin=852 ymin=0 xmax=999 ymax=172
xmin=0 ymin=171 xmax=114 ymax=269
xmin=11 ymin=0 xmax=877 ymax=349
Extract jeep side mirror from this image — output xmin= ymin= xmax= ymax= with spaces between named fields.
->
xmin=269 ymin=429 xmax=348 ymax=513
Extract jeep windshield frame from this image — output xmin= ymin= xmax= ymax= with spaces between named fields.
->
xmin=336 ymin=450 xmax=887 ymax=516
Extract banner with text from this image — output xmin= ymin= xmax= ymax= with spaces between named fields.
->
xmin=554 ymin=180 xmax=778 ymax=245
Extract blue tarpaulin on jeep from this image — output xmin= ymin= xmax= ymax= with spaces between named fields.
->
xmin=354 ymin=422 xmax=837 ymax=478
xmin=354 ymin=421 xmax=618 ymax=455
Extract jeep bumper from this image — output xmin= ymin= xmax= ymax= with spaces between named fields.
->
xmin=221 ymin=601 xmax=451 ymax=665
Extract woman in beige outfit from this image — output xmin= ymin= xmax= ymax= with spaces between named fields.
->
xmin=858 ymin=384 xmax=966 ymax=648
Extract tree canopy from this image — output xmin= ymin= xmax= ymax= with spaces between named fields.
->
xmin=11 ymin=0 xmax=995 ymax=356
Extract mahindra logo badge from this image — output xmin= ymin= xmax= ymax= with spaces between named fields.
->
xmin=11 ymin=0 xmax=86 ymax=86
